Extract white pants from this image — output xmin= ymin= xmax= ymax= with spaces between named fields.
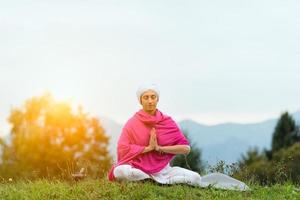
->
xmin=113 ymin=163 xmax=249 ymax=191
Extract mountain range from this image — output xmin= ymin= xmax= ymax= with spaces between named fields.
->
xmin=100 ymin=110 xmax=300 ymax=165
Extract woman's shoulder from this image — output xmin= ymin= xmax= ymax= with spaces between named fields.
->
xmin=159 ymin=110 xmax=175 ymax=122
xmin=161 ymin=113 xmax=180 ymax=128
xmin=123 ymin=115 xmax=138 ymax=130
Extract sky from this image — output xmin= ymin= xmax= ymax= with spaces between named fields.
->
xmin=1 ymin=0 xmax=300 ymax=136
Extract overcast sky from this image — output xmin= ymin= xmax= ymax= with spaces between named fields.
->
xmin=1 ymin=0 xmax=300 ymax=136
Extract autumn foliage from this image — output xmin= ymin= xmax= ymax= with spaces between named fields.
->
xmin=0 ymin=93 xmax=112 ymax=179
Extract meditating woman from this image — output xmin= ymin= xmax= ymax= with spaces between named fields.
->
xmin=107 ymin=83 xmax=249 ymax=191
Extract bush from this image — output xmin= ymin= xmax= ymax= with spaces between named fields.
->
xmin=234 ymin=143 xmax=300 ymax=185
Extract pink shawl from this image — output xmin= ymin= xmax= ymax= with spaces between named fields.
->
xmin=107 ymin=109 xmax=189 ymax=181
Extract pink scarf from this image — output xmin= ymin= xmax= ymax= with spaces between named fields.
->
xmin=107 ymin=109 xmax=189 ymax=181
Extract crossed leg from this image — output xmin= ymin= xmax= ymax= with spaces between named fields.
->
xmin=113 ymin=164 xmax=249 ymax=191
xmin=113 ymin=164 xmax=150 ymax=181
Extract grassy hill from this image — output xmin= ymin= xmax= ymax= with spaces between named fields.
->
xmin=0 ymin=178 xmax=299 ymax=200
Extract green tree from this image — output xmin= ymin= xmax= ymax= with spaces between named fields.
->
xmin=0 ymin=93 xmax=112 ymax=179
xmin=232 ymin=112 xmax=300 ymax=185
xmin=271 ymin=112 xmax=300 ymax=153
xmin=171 ymin=130 xmax=204 ymax=173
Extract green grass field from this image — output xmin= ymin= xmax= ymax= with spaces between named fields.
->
xmin=0 ymin=178 xmax=299 ymax=200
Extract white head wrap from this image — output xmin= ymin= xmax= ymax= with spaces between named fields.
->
xmin=136 ymin=83 xmax=160 ymax=103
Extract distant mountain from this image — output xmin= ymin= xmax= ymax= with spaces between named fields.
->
xmin=178 ymin=110 xmax=300 ymax=166
xmin=202 ymin=137 xmax=250 ymax=165
xmin=293 ymin=111 xmax=300 ymax=123
xmin=100 ymin=110 xmax=300 ymax=166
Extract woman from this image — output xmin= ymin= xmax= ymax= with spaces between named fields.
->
xmin=107 ymin=83 xmax=249 ymax=191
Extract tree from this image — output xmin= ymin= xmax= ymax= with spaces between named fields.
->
xmin=171 ymin=130 xmax=204 ymax=173
xmin=0 ymin=93 xmax=112 ymax=179
xmin=271 ymin=112 xmax=300 ymax=153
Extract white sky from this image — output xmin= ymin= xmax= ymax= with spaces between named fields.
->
xmin=1 ymin=0 xmax=300 ymax=136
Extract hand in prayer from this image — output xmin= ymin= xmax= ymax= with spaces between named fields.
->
xmin=144 ymin=127 xmax=164 ymax=154
xmin=142 ymin=128 xmax=158 ymax=153
xmin=150 ymin=128 xmax=164 ymax=154
xmin=149 ymin=127 xmax=157 ymax=150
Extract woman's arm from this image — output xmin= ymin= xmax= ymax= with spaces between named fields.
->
xmin=156 ymin=145 xmax=190 ymax=155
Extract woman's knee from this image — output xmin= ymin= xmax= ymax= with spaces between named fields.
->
xmin=113 ymin=165 xmax=149 ymax=181
xmin=113 ymin=165 xmax=131 ymax=180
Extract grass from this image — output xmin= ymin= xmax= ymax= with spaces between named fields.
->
xmin=0 ymin=178 xmax=299 ymax=200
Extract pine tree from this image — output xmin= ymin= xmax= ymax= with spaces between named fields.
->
xmin=271 ymin=112 xmax=300 ymax=153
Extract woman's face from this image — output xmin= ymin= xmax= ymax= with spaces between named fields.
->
xmin=140 ymin=90 xmax=159 ymax=113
